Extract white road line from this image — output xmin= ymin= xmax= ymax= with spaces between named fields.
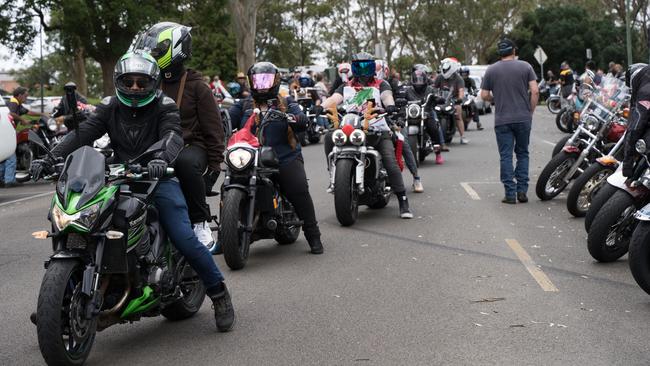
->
xmin=541 ymin=139 xmax=556 ymax=146
xmin=0 ymin=192 xmax=52 ymax=207
xmin=505 ymin=239 xmax=559 ymax=292
xmin=460 ymin=182 xmax=481 ymax=200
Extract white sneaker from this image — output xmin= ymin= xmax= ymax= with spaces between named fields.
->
xmin=194 ymin=221 xmax=216 ymax=252
xmin=412 ymin=178 xmax=424 ymax=193
xmin=460 ymin=137 xmax=469 ymax=145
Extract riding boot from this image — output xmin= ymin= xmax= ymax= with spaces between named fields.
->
xmin=396 ymin=191 xmax=413 ymax=219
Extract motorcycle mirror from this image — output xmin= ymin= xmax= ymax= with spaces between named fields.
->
xmin=636 ymin=139 xmax=647 ymax=154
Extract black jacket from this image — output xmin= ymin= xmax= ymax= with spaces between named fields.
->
xmin=51 ymin=93 xmax=184 ymax=165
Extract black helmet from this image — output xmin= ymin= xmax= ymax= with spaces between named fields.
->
xmin=114 ymin=50 xmax=161 ymax=108
xmin=411 ymin=69 xmax=428 ymax=93
xmin=460 ymin=66 xmax=470 ymax=77
xmin=247 ymin=62 xmax=281 ymax=102
xmin=351 ymin=52 xmax=376 ymax=84
xmin=132 ymin=22 xmax=192 ymax=78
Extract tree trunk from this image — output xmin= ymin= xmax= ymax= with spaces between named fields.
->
xmin=229 ymin=0 xmax=263 ymax=73
xmin=71 ymin=47 xmax=88 ymax=96
xmin=99 ymin=56 xmax=118 ymax=98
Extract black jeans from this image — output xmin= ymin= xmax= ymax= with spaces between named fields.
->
xmin=175 ymin=145 xmax=211 ymax=224
xmin=424 ymin=116 xmax=442 ymax=145
xmin=277 ymin=158 xmax=321 ymax=239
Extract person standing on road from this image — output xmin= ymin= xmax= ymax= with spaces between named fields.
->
xmin=480 ymin=38 xmax=539 ymax=204
xmin=133 ymin=22 xmax=225 ymax=254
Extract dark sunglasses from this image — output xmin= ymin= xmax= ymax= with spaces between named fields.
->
xmin=122 ymin=77 xmax=151 ymax=88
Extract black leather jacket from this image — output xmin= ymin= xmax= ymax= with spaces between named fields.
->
xmin=51 ymin=93 xmax=184 ymax=165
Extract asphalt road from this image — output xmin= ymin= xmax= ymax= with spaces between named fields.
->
xmin=2 ymin=108 xmax=649 ymax=365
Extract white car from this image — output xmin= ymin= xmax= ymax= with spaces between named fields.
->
xmin=0 ymin=97 xmax=16 ymax=162
xmin=25 ymin=96 xmax=62 ymax=115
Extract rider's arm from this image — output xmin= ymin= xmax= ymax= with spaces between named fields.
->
xmin=195 ymin=81 xmax=225 ymax=170
xmin=50 ymin=97 xmax=110 ymax=159
xmin=379 ymin=80 xmax=395 ymax=107
xmin=154 ymin=97 xmax=184 ymax=165
xmin=286 ymin=96 xmax=307 ymax=132
xmin=322 ymin=93 xmax=343 ymax=109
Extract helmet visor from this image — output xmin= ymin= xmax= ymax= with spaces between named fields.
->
xmin=352 ymin=60 xmax=376 ymax=78
xmin=116 ymin=56 xmax=159 ymax=77
xmin=412 ymin=70 xmax=427 ymax=85
xmin=251 ymin=73 xmax=277 ymax=90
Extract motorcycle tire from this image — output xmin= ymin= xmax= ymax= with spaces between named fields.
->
xmin=275 ymin=207 xmax=301 ymax=245
xmin=587 ymin=190 xmax=636 ymax=262
xmin=308 ymin=135 xmax=321 ymax=144
xmin=161 ymin=259 xmax=206 ymax=321
xmin=584 ymin=182 xmax=617 ymax=232
xmin=555 ymin=108 xmax=573 ymax=133
xmin=547 ymin=96 xmax=562 ymax=114
xmin=535 ymin=151 xmax=579 ymax=201
xmin=552 ymin=135 xmax=571 ymax=158
xmin=566 ymin=163 xmax=616 ymax=217
xmin=16 ymin=142 xmax=33 ymax=171
xmin=37 ymin=260 xmax=96 ymax=366
xmin=221 ymin=189 xmax=250 ymax=270
xmin=628 ymin=221 xmax=650 ymax=295
xmin=407 ymin=135 xmax=420 ymax=167
xmin=334 ymin=159 xmax=359 ymax=226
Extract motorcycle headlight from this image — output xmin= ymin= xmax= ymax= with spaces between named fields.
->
xmin=582 ymin=115 xmax=599 ymax=131
xmin=52 ymin=202 xmax=101 ymax=232
xmin=434 ymin=106 xmax=442 ymax=112
xmin=47 ymin=118 xmax=57 ymax=131
xmin=636 ymin=139 xmax=647 ymax=154
xmin=445 ymin=106 xmax=453 ymax=112
xmin=226 ymin=147 xmax=254 ymax=171
xmin=406 ymin=104 xmax=420 ymax=119
xmin=332 ymin=129 xmax=347 ymax=146
xmin=349 ymin=129 xmax=365 ymax=146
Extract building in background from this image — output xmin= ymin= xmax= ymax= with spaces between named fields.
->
xmin=0 ymin=71 xmax=18 ymax=94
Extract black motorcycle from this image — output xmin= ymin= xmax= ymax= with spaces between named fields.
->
xmin=219 ymin=108 xmax=302 ymax=270
xmin=434 ymin=89 xmax=456 ymax=144
xmin=397 ymin=94 xmax=435 ymax=165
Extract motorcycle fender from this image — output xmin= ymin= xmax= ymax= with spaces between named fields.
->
xmin=50 ymin=251 xmax=85 ymax=260
xmin=562 ymin=145 xmax=580 ymax=154
xmin=606 ymin=169 xmax=628 ymax=190
xmin=635 ymin=203 xmax=650 ymax=221
xmin=595 ymin=156 xmax=619 ymax=167
xmin=407 ymin=126 xmax=420 ymax=135
xmin=223 ymin=183 xmax=248 ymax=191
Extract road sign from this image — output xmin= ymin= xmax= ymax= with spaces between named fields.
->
xmin=586 ymin=48 xmax=592 ymax=60
xmin=533 ymin=46 xmax=547 ymax=65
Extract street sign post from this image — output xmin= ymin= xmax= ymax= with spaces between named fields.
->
xmin=586 ymin=48 xmax=592 ymax=60
xmin=534 ymin=46 xmax=547 ymax=79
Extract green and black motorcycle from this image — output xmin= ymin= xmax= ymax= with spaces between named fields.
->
xmin=29 ymin=131 xmax=205 ymax=366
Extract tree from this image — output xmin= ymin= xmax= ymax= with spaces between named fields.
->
xmin=228 ymin=0 xmax=265 ymax=73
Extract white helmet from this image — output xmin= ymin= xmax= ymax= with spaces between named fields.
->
xmin=440 ymin=57 xmax=460 ymax=79
xmin=338 ymin=62 xmax=352 ymax=82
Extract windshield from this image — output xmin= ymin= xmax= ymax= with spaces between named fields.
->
xmin=58 ymin=146 xmax=106 ymax=210
xmin=595 ymin=76 xmax=629 ymax=109
xmin=340 ymin=114 xmax=363 ymax=129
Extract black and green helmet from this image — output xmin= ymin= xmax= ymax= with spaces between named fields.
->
xmin=132 ymin=22 xmax=192 ymax=72
xmin=113 ymin=50 xmax=160 ymax=108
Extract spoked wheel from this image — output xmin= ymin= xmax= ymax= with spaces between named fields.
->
xmin=334 ymin=159 xmax=359 ymax=226
xmin=552 ymin=135 xmax=571 ymax=157
xmin=161 ymin=258 xmax=206 ymax=320
xmin=221 ymin=189 xmax=251 ymax=270
xmin=587 ymin=191 xmax=637 ymax=262
xmin=547 ymin=96 xmax=562 ymax=114
xmin=37 ymin=260 xmax=96 ymax=366
xmin=566 ymin=163 xmax=616 ymax=217
xmin=535 ymin=151 xmax=578 ymax=200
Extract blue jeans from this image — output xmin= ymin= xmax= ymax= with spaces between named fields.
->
xmin=0 ymin=153 xmax=17 ymax=184
xmin=495 ymin=122 xmax=531 ymax=198
xmin=154 ymin=180 xmax=224 ymax=289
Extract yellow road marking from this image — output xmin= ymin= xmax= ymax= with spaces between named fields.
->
xmin=460 ymin=182 xmax=481 ymax=200
xmin=505 ymin=239 xmax=559 ymax=292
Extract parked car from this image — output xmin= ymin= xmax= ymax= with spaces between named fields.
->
xmin=25 ymin=96 xmax=62 ymax=115
xmin=470 ymin=75 xmax=491 ymax=114
xmin=0 ymin=97 xmax=16 ymax=162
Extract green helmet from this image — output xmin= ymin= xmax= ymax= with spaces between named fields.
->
xmin=132 ymin=22 xmax=192 ymax=73
xmin=113 ymin=50 xmax=160 ymax=108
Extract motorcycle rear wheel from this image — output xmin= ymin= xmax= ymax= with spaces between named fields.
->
xmin=629 ymin=221 xmax=650 ymax=295
xmin=221 ymin=189 xmax=250 ymax=270
xmin=161 ymin=258 xmax=206 ymax=320
xmin=566 ymin=163 xmax=615 ymax=217
xmin=334 ymin=159 xmax=359 ymax=226
xmin=587 ymin=190 xmax=636 ymax=262
xmin=37 ymin=260 xmax=96 ymax=366
xmin=535 ymin=151 xmax=578 ymax=200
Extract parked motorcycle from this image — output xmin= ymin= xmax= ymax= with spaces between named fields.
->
xmin=219 ymin=108 xmax=302 ymax=270
xmin=29 ymin=131 xmax=205 ymax=366
xmin=628 ymin=140 xmax=650 ymax=295
xmin=327 ymin=103 xmax=392 ymax=226
xmin=461 ymin=92 xmax=478 ymax=131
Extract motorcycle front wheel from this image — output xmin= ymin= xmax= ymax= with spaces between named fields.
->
xmin=535 ymin=151 xmax=579 ymax=200
xmin=566 ymin=163 xmax=616 ymax=217
xmin=552 ymin=135 xmax=571 ymax=157
xmin=555 ymin=108 xmax=574 ymax=133
xmin=547 ymin=96 xmax=562 ymax=114
xmin=587 ymin=190 xmax=636 ymax=262
xmin=334 ymin=159 xmax=359 ymax=226
xmin=629 ymin=221 xmax=650 ymax=295
xmin=37 ymin=260 xmax=96 ymax=366
xmin=221 ymin=189 xmax=251 ymax=270
xmin=584 ymin=182 xmax=618 ymax=232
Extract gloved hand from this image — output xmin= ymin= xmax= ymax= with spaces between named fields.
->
xmin=63 ymin=113 xmax=87 ymax=130
xmin=385 ymin=105 xmax=398 ymax=115
xmin=622 ymin=161 xmax=635 ymax=178
xmin=203 ymin=168 xmax=220 ymax=194
xmin=30 ymin=157 xmax=54 ymax=181
xmin=147 ymin=159 xmax=168 ymax=180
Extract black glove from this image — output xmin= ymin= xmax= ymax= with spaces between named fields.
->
xmin=203 ymin=168 xmax=220 ymax=194
xmin=622 ymin=161 xmax=635 ymax=178
xmin=312 ymin=105 xmax=323 ymax=116
xmin=30 ymin=157 xmax=54 ymax=181
xmin=147 ymin=159 xmax=168 ymax=180
xmin=385 ymin=105 xmax=398 ymax=115
xmin=63 ymin=113 xmax=87 ymax=130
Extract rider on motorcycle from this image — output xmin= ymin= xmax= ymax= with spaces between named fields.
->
xmin=433 ymin=57 xmax=468 ymax=144
xmin=403 ymin=65 xmax=445 ymax=165
xmin=29 ymin=50 xmax=235 ymax=332
xmin=228 ymin=62 xmax=324 ymax=254
xmin=622 ymin=63 xmax=650 ymax=179
xmin=133 ymin=22 xmax=225 ymax=253
xmin=321 ymin=52 xmax=414 ymax=219
xmin=459 ymin=66 xmax=483 ymax=130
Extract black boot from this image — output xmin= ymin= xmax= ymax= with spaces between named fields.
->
xmin=396 ymin=192 xmax=413 ymax=219
xmin=307 ymin=235 xmax=324 ymax=254
xmin=208 ymin=283 xmax=235 ymax=332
